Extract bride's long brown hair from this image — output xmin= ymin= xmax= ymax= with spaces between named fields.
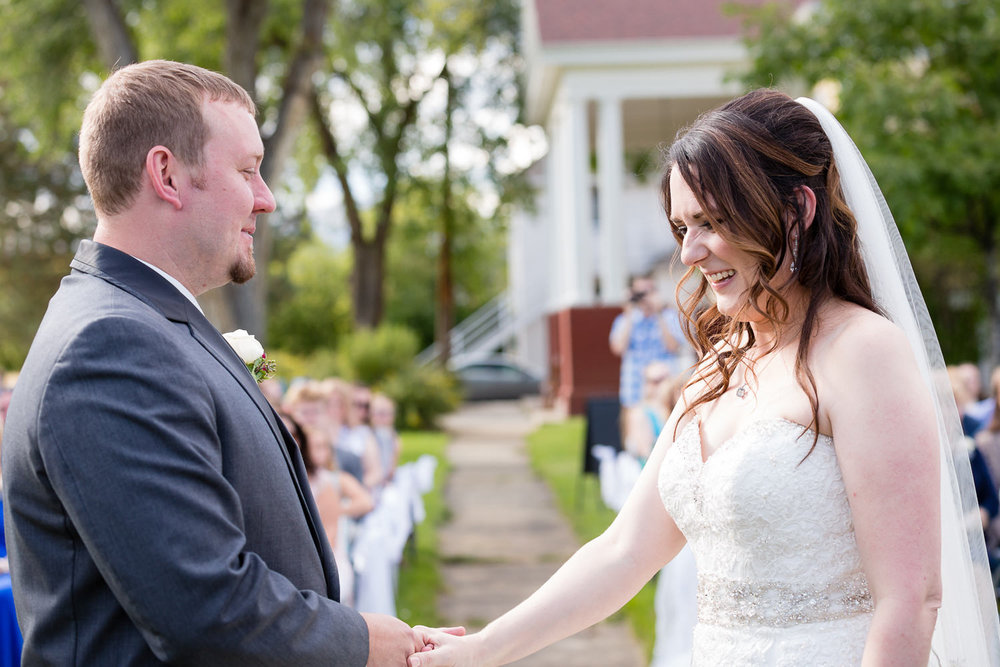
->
xmin=662 ymin=89 xmax=880 ymax=448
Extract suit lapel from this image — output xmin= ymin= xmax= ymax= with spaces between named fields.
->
xmin=69 ymin=241 xmax=335 ymax=592
xmin=181 ymin=304 xmax=336 ymax=584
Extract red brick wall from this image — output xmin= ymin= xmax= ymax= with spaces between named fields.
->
xmin=547 ymin=306 xmax=622 ymax=414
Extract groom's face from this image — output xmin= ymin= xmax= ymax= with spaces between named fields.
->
xmin=182 ymin=99 xmax=276 ymax=292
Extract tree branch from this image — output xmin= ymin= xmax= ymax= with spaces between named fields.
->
xmin=310 ymin=87 xmax=364 ymax=242
xmin=80 ymin=0 xmax=137 ymax=69
xmin=224 ymin=0 xmax=269 ymax=96
xmin=260 ymin=0 xmax=331 ymax=185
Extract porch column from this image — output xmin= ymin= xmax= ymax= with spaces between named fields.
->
xmin=596 ymin=96 xmax=626 ymax=304
xmin=549 ymin=94 xmax=593 ymax=308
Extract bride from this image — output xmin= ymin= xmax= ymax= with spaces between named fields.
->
xmin=409 ymin=90 xmax=1000 ymax=666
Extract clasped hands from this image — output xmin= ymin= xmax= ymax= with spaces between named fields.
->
xmin=363 ymin=612 xmax=472 ymax=667
xmin=408 ymin=623 xmax=477 ymax=667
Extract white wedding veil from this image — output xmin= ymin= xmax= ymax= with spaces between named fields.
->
xmin=797 ymin=96 xmax=1000 ymax=665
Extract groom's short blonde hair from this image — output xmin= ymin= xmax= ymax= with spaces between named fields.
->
xmin=79 ymin=60 xmax=256 ymax=217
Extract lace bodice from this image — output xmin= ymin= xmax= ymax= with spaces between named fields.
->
xmin=658 ymin=418 xmax=873 ymax=666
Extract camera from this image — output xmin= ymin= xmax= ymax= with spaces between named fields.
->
xmin=629 ymin=290 xmax=647 ymax=303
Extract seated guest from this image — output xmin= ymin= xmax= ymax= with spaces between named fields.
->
xmin=327 ymin=380 xmax=383 ymax=490
xmin=975 ymin=368 xmax=1000 ymax=586
xmin=282 ymin=380 xmax=330 ymax=436
xmin=949 ymin=365 xmax=984 ymax=437
xmin=280 ymin=414 xmax=373 ymax=608
xmin=352 ymin=382 xmax=373 ymax=426
xmin=950 ymin=367 xmax=1000 ymax=532
xmin=958 ymin=362 xmax=994 ymax=434
xmin=370 ymin=392 xmax=401 ymax=485
xmin=622 ymin=361 xmax=673 ymax=467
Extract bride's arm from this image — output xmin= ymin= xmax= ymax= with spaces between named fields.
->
xmin=412 ymin=408 xmax=691 ymax=667
xmin=824 ymin=314 xmax=941 ymax=666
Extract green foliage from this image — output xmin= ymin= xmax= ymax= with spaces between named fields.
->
xmin=385 ymin=183 xmax=507 ymax=348
xmin=336 ymin=321 xmax=463 ymax=429
xmin=336 ymin=324 xmax=420 ymax=386
xmin=267 ymin=237 xmax=353 ymax=353
xmin=381 ymin=364 xmax=462 ymax=430
xmin=737 ymin=0 xmax=1000 ymax=363
xmin=0 ymin=0 xmax=526 ymax=370
xmin=277 ymin=323 xmax=460 ymax=429
xmin=0 ymin=0 xmax=99 ymax=153
xmin=314 ymin=0 xmax=526 ymax=328
xmin=911 ymin=235 xmax=987 ymax=362
xmin=0 ymin=99 xmax=95 ymax=368
xmin=525 ymin=418 xmax=656 ymax=660
xmin=267 ymin=348 xmax=345 ymax=383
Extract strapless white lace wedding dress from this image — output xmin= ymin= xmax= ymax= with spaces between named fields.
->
xmin=658 ymin=418 xmax=874 ymax=666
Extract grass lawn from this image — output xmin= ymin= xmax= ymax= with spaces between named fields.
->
xmin=526 ymin=417 xmax=657 ymax=661
xmin=395 ymin=429 xmax=451 ymax=628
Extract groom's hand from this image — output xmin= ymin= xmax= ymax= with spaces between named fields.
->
xmin=362 ymin=612 xmax=423 ymax=666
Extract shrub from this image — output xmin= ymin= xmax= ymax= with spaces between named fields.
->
xmin=269 ymin=348 xmax=344 ymax=382
xmin=274 ymin=324 xmax=461 ymax=429
xmin=337 ymin=324 xmax=420 ymax=387
xmin=381 ymin=363 xmax=461 ymax=430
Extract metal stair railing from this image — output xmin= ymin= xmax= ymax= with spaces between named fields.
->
xmin=416 ymin=292 xmax=514 ymax=366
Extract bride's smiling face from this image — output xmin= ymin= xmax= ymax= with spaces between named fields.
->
xmin=669 ymin=170 xmax=760 ymax=321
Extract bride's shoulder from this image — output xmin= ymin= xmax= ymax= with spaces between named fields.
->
xmin=815 ymin=301 xmax=913 ymax=375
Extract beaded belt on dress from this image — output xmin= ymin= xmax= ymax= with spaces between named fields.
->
xmin=697 ymin=571 xmax=873 ymax=628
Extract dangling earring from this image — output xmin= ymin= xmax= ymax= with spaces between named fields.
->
xmin=790 ymin=230 xmax=800 ymax=273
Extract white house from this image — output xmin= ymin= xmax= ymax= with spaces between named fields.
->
xmin=504 ymin=0 xmax=787 ymax=412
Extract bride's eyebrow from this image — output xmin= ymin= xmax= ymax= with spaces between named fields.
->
xmin=670 ymin=210 xmax=706 ymax=226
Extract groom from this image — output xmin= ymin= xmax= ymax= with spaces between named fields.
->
xmin=1 ymin=60 xmax=424 ymax=665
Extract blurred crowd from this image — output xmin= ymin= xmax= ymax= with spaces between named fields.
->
xmin=264 ymin=376 xmax=435 ymax=615
xmin=948 ymin=363 xmax=1000 ymax=595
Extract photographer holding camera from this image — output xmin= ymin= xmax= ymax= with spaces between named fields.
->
xmin=609 ymin=275 xmax=685 ymax=408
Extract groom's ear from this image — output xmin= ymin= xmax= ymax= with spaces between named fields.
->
xmin=145 ymin=146 xmax=184 ymax=211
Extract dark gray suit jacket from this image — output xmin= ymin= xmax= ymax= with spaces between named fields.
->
xmin=1 ymin=241 xmax=369 ymax=665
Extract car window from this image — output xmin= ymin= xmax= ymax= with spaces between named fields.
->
xmin=459 ymin=365 xmax=500 ymax=382
xmin=459 ymin=364 xmax=531 ymax=382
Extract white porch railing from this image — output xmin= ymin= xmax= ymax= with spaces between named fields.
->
xmin=416 ymin=292 xmax=517 ymax=367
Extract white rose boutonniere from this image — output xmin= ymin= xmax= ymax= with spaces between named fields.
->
xmin=222 ymin=329 xmax=276 ymax=384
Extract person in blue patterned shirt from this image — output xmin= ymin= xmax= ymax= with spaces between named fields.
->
xmin=609 ymin=275 xmax=685 ymax=407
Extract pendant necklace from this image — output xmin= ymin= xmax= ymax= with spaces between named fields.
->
xmin=735 ymin=356 xmax=755 ymax=398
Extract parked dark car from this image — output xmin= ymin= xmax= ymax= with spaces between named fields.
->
xmin=454 ymin=359 xmax=542 ymax=401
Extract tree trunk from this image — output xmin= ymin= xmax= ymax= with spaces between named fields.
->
xmin=352 ymin=238 xmax=386 ymax=329
xmin=434 ymin=67 xmax=455 ymax=364
xmin=81 ymin=0 xmax=137 ymax=68
xmin=224 ymin=0 xmax=267 ymax=94
xmin=261 ymin=0 xmax=330 ymax=187
xmin=205 ymin=0 xmax=331 ymax=340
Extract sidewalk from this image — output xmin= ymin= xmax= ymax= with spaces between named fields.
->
xmin=436 ymin=400 xmax=645 ymax=667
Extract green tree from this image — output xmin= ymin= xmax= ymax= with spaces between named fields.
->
xmin=738 ymin=0 xmax=1000 ymax=364
xmin=426 ymin=0 xmax=522 ymax=364
xmin=0 ymin=103 xmax=93 ymax=369
xmin=384 ymin=182 xmax=507 ymax=351
xmin=1 ymin=0 xmax=527 ymax=365
xmin=0 ymin=0 xmax=330 ymax=340
xmin=267 ymin=235 xmax=353 ymax=354
xmin=309 ymin=0 xmax=524 ymax=331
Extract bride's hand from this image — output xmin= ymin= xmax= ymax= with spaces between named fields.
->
xmin=409 ymin=626 xmax=478 ymax=667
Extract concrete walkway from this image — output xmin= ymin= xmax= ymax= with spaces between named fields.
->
xmin=436 ymin=400 xmax=645 ymax=667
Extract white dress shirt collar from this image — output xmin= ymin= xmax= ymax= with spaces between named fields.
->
xmin=136 ymin=259 xmax=204 ymax=315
